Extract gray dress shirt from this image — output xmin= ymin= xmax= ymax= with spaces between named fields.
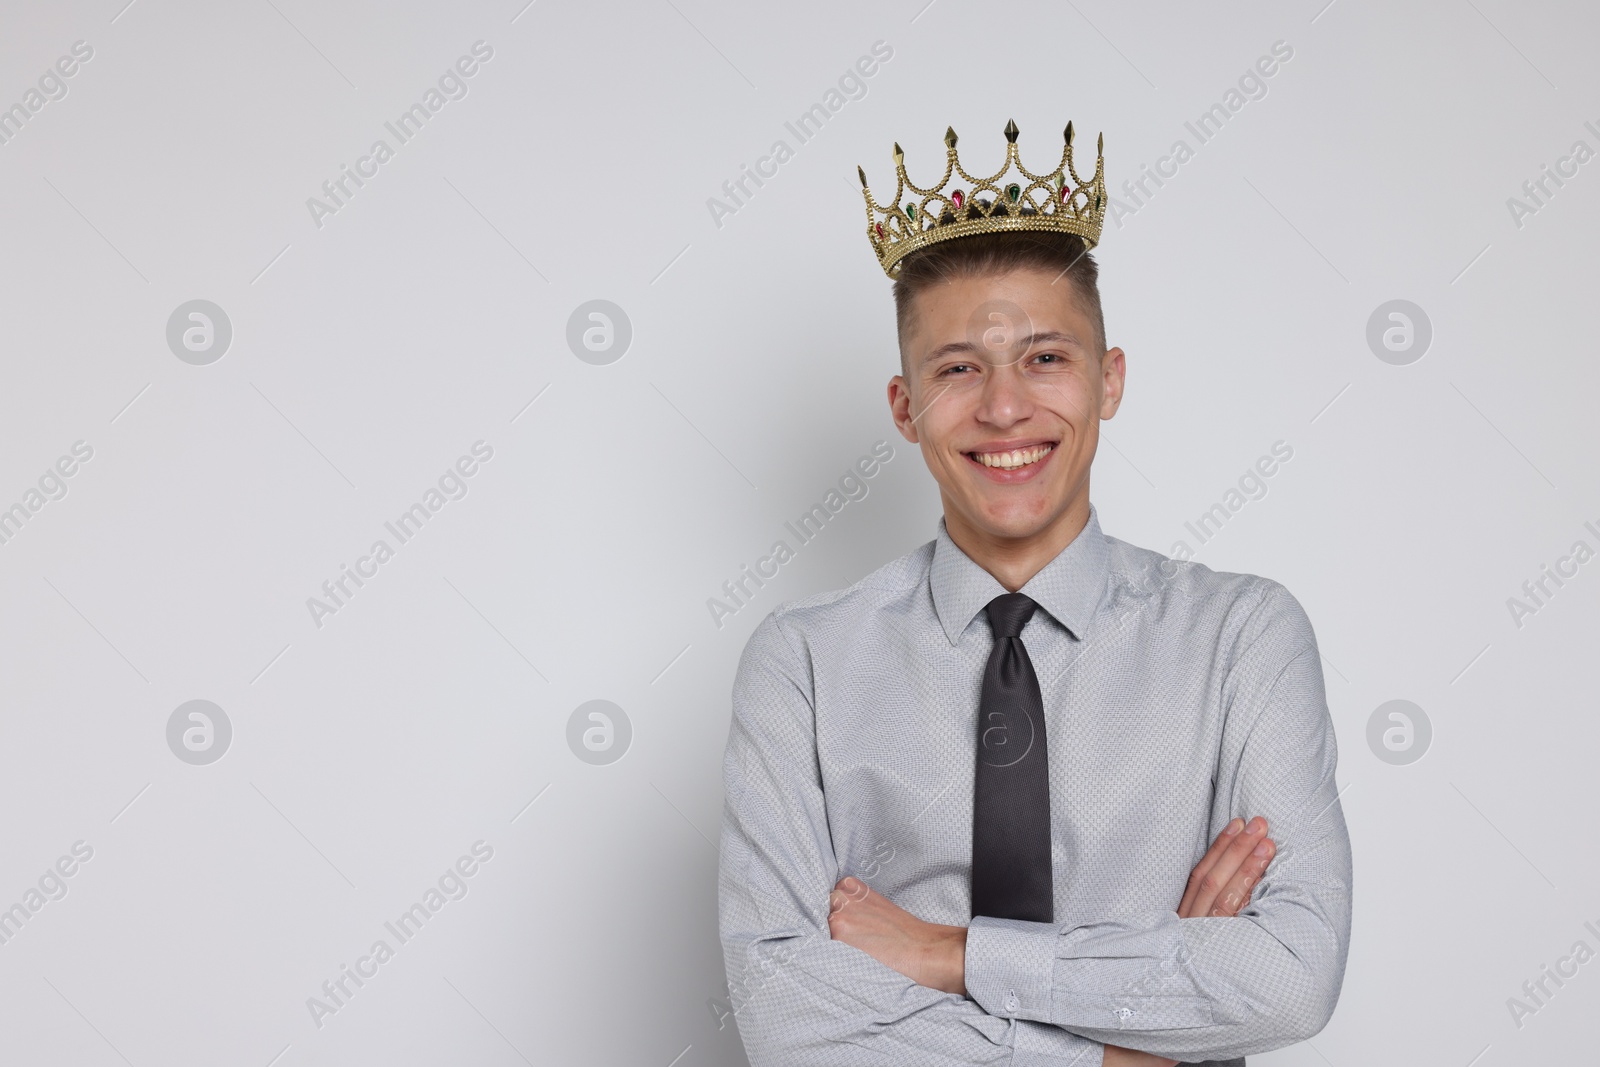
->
xmin=717 ymin=503 xmax=1352 ymax=1066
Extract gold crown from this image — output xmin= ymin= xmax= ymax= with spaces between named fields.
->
xmin=858 ymin=119 xmax=1106 ymax=278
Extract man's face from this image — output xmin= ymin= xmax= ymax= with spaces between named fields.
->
xmin=888 ymin=267 xmax=1125 ymax=548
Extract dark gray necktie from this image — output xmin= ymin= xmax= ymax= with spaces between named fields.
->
xmin=971 ymin=592 xmax=1054 ymax=923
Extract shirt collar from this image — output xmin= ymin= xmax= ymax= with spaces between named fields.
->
xmin=930 ymin=502 xmax=1111 ymax=646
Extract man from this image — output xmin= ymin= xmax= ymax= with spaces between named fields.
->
xmin=717 ymin=121 xmax=1352 ymax=1067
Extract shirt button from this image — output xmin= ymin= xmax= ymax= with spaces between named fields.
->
xmin=1003 ymin=993 xmax=1021 ymax=1014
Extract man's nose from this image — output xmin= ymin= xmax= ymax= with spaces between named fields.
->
xmin=977 ymin=355 xmax=1032 ymax=422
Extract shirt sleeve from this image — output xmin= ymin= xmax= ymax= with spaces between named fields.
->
xmin=719 ymin=610 xmax=1106 ymax=1067
xmin=962 ymin=581 xmax=1354 ymax=1062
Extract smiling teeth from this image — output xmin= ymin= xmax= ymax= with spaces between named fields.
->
xmin=975 ymin=444 xmax=1053 ymax=470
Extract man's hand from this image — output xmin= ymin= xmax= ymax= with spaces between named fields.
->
xmin=828 ymin=816 xmax=1276 ymax=1066
xmin=827 ymin=876 xmax=968 ymax=995
xmin=1103 ymin=1046 xmax=1185 ymax=1067
xmin=1178 ymin=816 xmax=1276 ymax=919
xmin=1104 ymin=817 xmax=1278 ymax=1067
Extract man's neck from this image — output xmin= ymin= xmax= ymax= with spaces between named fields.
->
xmin=942 ymin=494 xmax=1092 ymax=593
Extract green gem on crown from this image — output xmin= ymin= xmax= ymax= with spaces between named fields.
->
xmin=1006 ymin=184 xmax=1020 ymax=202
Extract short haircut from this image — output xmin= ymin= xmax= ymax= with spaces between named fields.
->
xmin=890 ymin=220 xmax=1106 ymax=378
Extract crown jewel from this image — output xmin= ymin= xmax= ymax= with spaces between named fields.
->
xmin=858 ymin=118 xmax=1107 ymax=278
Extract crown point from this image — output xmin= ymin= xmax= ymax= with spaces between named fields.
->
xmin=1097 ymin=132 xmax=1104 ymax=153
xmin=860 ymin=121 xmax=1110 ymax=275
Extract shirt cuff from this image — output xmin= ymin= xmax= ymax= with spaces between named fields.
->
xmin=966 ymin=915 xmax=1062 ymax=1021
xmin=1012 ymin=1019 xmax=1104 ymax=1067
xmin=972 ymin=913 xmax=1218 ymax=1033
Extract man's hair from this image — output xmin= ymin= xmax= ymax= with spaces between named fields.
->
xmin=890 ymin=222 xmax=1105 ymax=378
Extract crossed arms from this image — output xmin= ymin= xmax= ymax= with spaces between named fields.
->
xmin=717 ymin=610 xmax=1353 ymax=1066
xmin=825 ymin=816 xmax=1279 ymax=1067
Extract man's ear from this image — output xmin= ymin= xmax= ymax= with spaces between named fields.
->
xmin=1099 ymin=346 xmax=1126 ymax=421
xmin=888 ymin=375 xmax=921 ymax=444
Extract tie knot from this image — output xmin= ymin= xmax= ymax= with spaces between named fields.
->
xmin=985 ymin=592 xmax=1037 ymax=639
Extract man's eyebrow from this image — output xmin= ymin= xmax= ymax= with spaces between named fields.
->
xmin=920 ymin=330 xmax=1082 ymax=366
xmin=1019 ymin=330 xmax=1081 ymax=348
xmin=921 ymin=339 xmax=976 ymax=364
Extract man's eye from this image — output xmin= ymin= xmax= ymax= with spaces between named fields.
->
xmin=940 ymin=363 xmax=973 ymax=376
xmin=1033 ymin=352 xmax=1064 ymax=365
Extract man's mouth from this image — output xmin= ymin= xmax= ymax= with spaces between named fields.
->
xmin=966 ymin=443 xmax=1055 ymax=471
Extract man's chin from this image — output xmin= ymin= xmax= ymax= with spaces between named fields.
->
xmin=956 ymin=501 xmax=1060 ymax=543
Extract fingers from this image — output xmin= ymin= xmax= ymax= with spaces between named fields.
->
xmin=1177 ymin=817 xmax=1243 ymax=917
xmin=1194 ymin=816 xmax=1272 ymax=917
xmin=829 ymin=876 xmax=870 ymax=914
xmin=1102 ymin=1045 xmax=1180 ymax=1067
xmin=1207 ymin=832 xmax=1274 ymax=917
xmin=1180 ymin=816 xmax=1274 ymax=919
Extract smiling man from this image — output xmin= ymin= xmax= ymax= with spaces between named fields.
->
xmin=717 ymin=122 xmax=1352 ymax=1067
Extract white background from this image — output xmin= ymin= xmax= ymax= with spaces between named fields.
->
xmin=0 ymin=0 xmax=1596 ymax=1064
